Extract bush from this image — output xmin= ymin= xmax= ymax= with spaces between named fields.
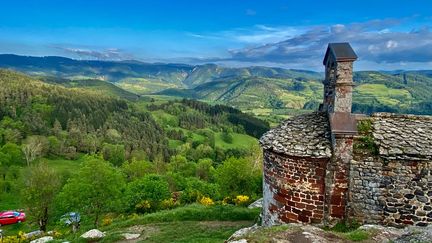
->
xmin=233 ymin=195 xmax=250 ymax=206
xmin=180 ymin=177 xmax=220 ymax=204
xmin=221 ymin=131 xmax=233 ymax=144
xmin=199 ymin=196 xmax=214 ymax=206
xmin=168 ymin=155 xmax=196 ymax=177
xmin=215 ymin=157 xmax=262 ymax=197
xmin=102 ymin=143 xmax=126 ymax=166
xmin=125 ymin=174 xmax=171 ymax=213
xmin=160 ymin=198 xmax=179 ymax=210
xmin=195 ymin=158 xmax=215 ymax=181
xmin=102 ymin=214 xmax=114 ymax=226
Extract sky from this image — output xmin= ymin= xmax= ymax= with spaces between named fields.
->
xmin=1 ymin=0 xmax=432 ymax=70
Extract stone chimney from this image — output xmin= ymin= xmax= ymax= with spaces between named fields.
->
xmin=321 ymin=43 xmax=358 ymax=224
xmin=322 ymin=42 xmax=357 ymax=114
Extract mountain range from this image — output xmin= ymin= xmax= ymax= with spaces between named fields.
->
xmin=1 ymin=54 xmax=432 ymax=116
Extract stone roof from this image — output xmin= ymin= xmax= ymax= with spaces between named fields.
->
xmin=372 ymin=113 xmax=432 ymax=160
xmin=260 ymin=112 xmax=332 ymax=158
xmin=323 ymin=42 xmax=358 ymax=65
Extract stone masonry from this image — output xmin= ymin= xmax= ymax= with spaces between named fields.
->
xmin=260 ymin=42 xmax=432 ymax=227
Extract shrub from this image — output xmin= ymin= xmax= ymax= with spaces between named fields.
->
xmin=102 ymin=143 xmax=126 ymax=166
xmin=168 ymin=155 xmax=196 ymax=177
xmin=180 ymin=177 xmax=220 ymax=204
xmin=199 ymin=196 xmax=214 ymax=206
xmin=215 ymin=157 xmax=262 ymax=197
xmin=160 ymin=198 xmax=179 ymax=210
xmin=221 ymin=131 xmax=233 ymax=144
xmin=234 ymin=195 xmax=250 ymax=206
xmin=135 ymin=200 xmax=152 ymax=213
xmin=195 ymin=158 xmax=215 ymax=181
xmin=102 ymin=214 xmax=114 ymax=226
xmin=125 ymin=174 xmax=171 ymax=213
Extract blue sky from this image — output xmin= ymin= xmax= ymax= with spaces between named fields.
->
xmin=1 ymin=0 xmax=432 ymax=70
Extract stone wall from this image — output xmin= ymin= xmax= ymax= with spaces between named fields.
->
xmin=349 ymin=153 xmax=432 ymax=227
xmin=381 ymin=160 xmax=432 ymax=227
xmin=349 ymin=155 xmax=383 ymax=223
xmin=333 ymin=62 xmax=354 ymax=113
xmin=262 ymin=150 xmax=328 ymax=226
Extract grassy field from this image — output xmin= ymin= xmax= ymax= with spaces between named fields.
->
xmin=103 ymin=220 xmax=253 ymax=243
xmin=0 ymin=204 xmax=260 ymax=242
xmin=118 ymin=78 xmax=181 ymax=94
xmin=215 ymin=132 xmax=257 ymax=150
xmin=354 ymin=83 xmax=412 ymax=107
xmin=0 ymin=157 xmax=82 ymax=211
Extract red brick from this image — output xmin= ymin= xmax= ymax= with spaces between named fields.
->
xmin=295 ymin=202 xmax=306 ymax=209
xmin=311 ymin=218 xmax=322 ymax=224
xmin=331 ymin=205 xmax=345 ymax=218
xmin=287 ymin=200 xmax=296 ymax=207
xmin=302 ymin=198 xmax=314 ymax=204
xmin=330 ymin=195 xmax=342 ymax=205
xmin=286 ymin=212 xmax=298 ymax=221
xmin=300 ymin=210 xmax=312 ymax=217
xmin=298 ymin=214 xmax=310 ymax=223
xmin=273 ymin=194 xmax=287 ymax=203
xmin=306 ymin=204 xmax=316 ymax=210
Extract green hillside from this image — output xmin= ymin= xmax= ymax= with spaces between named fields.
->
xmin=0 ymin=70 xmax=266 ymax=238
xmin=159 ymin=71 xmax=432 ymax=117
xmin=41 ymin=77 xmax=143 ymax=101
xmin=1 ymin=54 xmax=432 ymax=117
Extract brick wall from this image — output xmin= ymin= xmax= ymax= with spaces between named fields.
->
xmin=325 ymin=136 xmax=353 ymax=223
xmin=262 ymin=150 xmax=329 ymax=225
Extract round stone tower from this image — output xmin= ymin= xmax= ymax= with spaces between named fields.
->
xmin=260 ymin=43 xmax=358 ymax=226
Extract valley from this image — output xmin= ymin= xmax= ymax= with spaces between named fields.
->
xmin=1 ymin=54 xmax=432 ymax=123
xmin=0 ymin=55 xmax=432 ymax=242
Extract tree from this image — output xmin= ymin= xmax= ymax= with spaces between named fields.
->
xmin=1 ymin=142 xmax=24 ymax=165
xmin=124 ymin=174 xmax=171 ymax=213
xmin=102 ymin=143 xmax=126 ymax=166
xmin=196 ymin=158 xmax=215 ymax=181
xmin=121 ymin=158 xmax=155 ymax=181
xmin=221 ymin=131 xmax=234 ymax=144
xmin=56 ymin=156 xmax=125 ymax=228
xmin=22 ymin=136 xmax=48 ymax=166
xmin=215 ymin=157 xmax=262 ymax=197
xmin=22 ymin=162 xmax=62 ymax=231
xmin=168 ymin=155 xmax=196 ymax=177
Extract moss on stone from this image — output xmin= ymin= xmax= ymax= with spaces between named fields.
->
xmin=354 ymin=119 xmax=379 ymax=155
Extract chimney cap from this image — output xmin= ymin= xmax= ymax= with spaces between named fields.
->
xmin=323 ymin=42 xmax=358 ymax=65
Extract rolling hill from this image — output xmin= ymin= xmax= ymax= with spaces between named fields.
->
xmin=1 ymin=54 xmax=432 ymax=116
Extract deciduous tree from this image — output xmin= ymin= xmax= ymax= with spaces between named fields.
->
xmin=56 ymin=155 xmax=125 ymax=228
xmin=22 ymin=162 xmax=62 ymax=231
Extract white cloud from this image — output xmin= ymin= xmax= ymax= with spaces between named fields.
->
xmin=205 ymin=18 xmax=432 ymax=69
xmin=386 ymin=40 xmax=398 ymax=49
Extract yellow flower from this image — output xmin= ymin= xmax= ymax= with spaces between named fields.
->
xmin=234 ymin=195 xmax=250 ymax=206
xmin=199 ymin=196 xmax=214 ymax=206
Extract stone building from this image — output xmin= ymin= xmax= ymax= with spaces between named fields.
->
xmin=260 ymin=43 xmax=432 ymax=227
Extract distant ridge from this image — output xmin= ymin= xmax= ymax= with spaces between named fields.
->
xmin=1 ymin=54 xmax=432 ymax=115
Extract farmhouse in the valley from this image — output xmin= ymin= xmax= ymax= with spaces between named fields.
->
xmin=260 ymin=43 xmax=432 ymax=227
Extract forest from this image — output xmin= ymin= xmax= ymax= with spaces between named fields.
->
xmin=0 ymin=69 xmax=267 ymax=240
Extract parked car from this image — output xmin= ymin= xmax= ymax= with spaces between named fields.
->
xmin=0 ymin=211 xmax=26 ymax=226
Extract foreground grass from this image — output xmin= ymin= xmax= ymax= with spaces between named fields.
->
xmin=100 ymin=221 xmax=253 ymax=243
xmin=103 ymin=204 xmax=260 ymax=231
xmin=57 ymin=204 xmax=259 ymax=242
